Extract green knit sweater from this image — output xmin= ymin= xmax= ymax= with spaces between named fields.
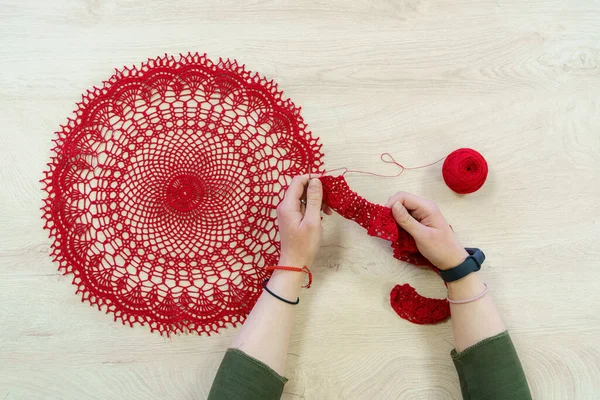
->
xmin=208 ymin=331 xmax=531 ymax=400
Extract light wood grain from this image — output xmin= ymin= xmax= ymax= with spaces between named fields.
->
xmin=1 ymin=0 xmax=599 ymax=399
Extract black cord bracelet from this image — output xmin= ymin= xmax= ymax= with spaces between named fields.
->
xmin=262 ymin=279 xmax=300 ymax=305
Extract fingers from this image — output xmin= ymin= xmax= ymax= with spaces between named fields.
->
xmin=278 ymin=174 xmax=330 ymax=220
xmin=302 ymin=178 xmax=324 ymax=225
xmin=279 ymin=175 xmax=311 ymax=213
xmin=284 ymin=175 xmax=310 ymax=202
xmin=392 ymin=202 xmax=427 ymax=238
xmin=385 ymin=191 xmax=430 ymax=211
xmin=385 ymin=191 xmax=442 ymax=223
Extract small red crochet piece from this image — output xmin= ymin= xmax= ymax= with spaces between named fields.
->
xmin=42 ymin=53 xmax=323 ymax=336
xmin=319 ymin=175 xmax=450 ymax=325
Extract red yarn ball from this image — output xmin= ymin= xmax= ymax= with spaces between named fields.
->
xmin=442 ymin=148 xmax=488 ymax=194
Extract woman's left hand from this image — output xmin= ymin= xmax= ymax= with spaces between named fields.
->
xmin=276 ymin=175 xmax=331 ymax=267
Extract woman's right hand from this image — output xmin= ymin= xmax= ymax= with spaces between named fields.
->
xmin=385 ymin=192 xmax=468 ymax=270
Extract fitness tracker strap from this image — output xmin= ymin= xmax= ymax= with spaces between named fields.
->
xmin=438 ymin=248 xmax=485 ymax=283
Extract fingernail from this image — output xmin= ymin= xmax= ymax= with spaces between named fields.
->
xmin=310 ymin=178 xmax=321 ymax=187
xmin=393 ymin=202 xmax=402 ymax=211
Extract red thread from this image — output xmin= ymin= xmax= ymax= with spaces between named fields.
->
xmin=41 ymin=53 xmax=323 ymax=336
xmin=442 ymin=148 xmax=488 ymax=194
xmin=320 ymin=175 xmax=450 ymax=325
xmin=265 ymin=266 xmax=312 ymax=288
xmin=323 ymin=152 xmax=446 ymax=179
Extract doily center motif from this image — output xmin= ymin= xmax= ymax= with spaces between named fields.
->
xmin=167 ymin=174 xmax=205 ymax=212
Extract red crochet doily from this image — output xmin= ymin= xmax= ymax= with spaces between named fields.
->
xmin=42 ymin=53 xmax=323 ymax=335
xmin=320 ymin=175 xmax=450 ymax=324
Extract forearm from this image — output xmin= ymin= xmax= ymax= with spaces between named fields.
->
xmin=209 ymin=175 xmax=323 ymax=399
xmin=231 ymin=267 xmax=304 ymax=375
xmin=448 ymin=272 xmax=505 ymax=352
xmin=209 ymin=269 xmax=306 ymax=400
xmin=448 ymin=272 xmax=531 ymax=399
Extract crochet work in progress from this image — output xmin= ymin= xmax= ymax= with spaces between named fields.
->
xmin=320 ymin=175 xmax=450 ymax=324
xmin=41 ymin=54 xmax=323 ymax=335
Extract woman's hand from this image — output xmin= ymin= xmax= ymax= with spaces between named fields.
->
xmin=229 ymin=175 xmax=330 ymax=377
xmin=277 ymin=175 xmax=330 ymax=267
xmin=385 ymin=192 xmax=468 ymax=270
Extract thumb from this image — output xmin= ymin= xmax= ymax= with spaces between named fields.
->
xmin=392 ymin=202 xmax=425 ymax=238
xmin=303 ymin=178 xmax=323 ymax=225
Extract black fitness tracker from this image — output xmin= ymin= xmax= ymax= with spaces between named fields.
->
xmin=438 ymin=248 xmax=485 ymax=283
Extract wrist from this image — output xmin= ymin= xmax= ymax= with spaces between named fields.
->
xmin=270 ymin=268 xmax=305 ymax=285
xmin=271 ymin=259 xmax=310 ymax=286
xmin=266 ymin=267 xmax=306 ymax=300
xmin=447 ymin=272 xmax=485 ymax=300
xmin=436 ymin=248 xmax=470 ymax=270
xmin=278 ymin=256 xmax=309 ymax=269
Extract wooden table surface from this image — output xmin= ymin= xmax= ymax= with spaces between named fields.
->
xmin=1 ymin=1 xmax=599 ymax=399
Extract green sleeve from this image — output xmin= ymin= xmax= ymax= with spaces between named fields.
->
xmin=208 ymin=348 xmax=288 ymax=400
xmin=451 ymin=331 xmax=532 ymax=400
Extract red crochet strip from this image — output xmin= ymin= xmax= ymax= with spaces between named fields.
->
xmin=319 ymin=175 xmax=450 ymax=324
xmin=390 ymin=284 xmax=450 ymax=325
xmin=41 ymin=53 xmax=323 ymax=336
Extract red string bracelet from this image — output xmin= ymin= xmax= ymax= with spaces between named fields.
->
xmin=265 ymin=266 xmax=313 ymax=289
